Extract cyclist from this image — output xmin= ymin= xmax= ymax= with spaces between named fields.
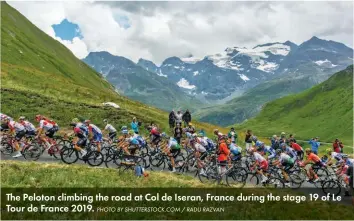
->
xmin=191 ymin=133 xmax=207 ymax=175
xmin=103 ymin=119 xmax=117 ymax=141
xmin=123 ymin=130 xmax=140 ymax=156
xmin=217 ymin=135 xmax=230 ymax=176
xmin=228 ymin=141 xmax=242 ymax=161
xmin=19 ymin=116 xmax=36 ymax=137
xmin=325 ymin=148 xmax=345 ymax=166
xmin=289 ymin=139 xmax=304 ymax=160
xmin=161 ymin=132 xmax=181 ymax=173
xmin=252 ymin=147 xmax=269 ymax=183
xmin=213 ymin=129 xmax=224 ymax=142
xmin=273 ymin=149 xmax=293 ymax=187
xmin=256 ymin=141 xmax=276 ymax=160
xmin=35 ymin=115 xmax=59 ymax=148
xmin=301 ymin=148 xmax=321 ymax=182
xmin=1 ymin=113 xmax=12 ymax=131
xmin=150 ymin=124 xmax=161 ymax=146
xmin=186 ymin=123 xmax=195 ymax=134
xmin=71 ymin=118 xmax=88 ymax=157
xmin=281 ymin=143 xmax=297 ymax=162
xmin=84 ymin=120 xmax=102 ymax=155
xmin=4 ymin=117 xmax=26 ymax=158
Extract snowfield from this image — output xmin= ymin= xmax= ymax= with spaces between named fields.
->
xmin=177 ymin=78 xmax=196 ymax=89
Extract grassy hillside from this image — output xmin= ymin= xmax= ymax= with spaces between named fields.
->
xmin=195 ymin=73 xmax=327 ymax=127
xmin=0 ymin=2 xmax=219 ymax=135
xmin=235 ymin=65 xmax=353 ymax=145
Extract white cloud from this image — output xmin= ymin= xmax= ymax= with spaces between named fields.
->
xmin=8 ymin=1 xmax=353 ymax=64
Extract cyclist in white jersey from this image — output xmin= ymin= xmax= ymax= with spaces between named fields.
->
xmin=5 ymin=118 xmax=26 ymax=158
xmin=19 ymin=116 xmax=36 ymax=136
xmin=103 ymin=119 xmax=117 ymax=141
xmin=161 ymin=133 xmax=181 ymax=173
xmin=85 ymin=120 xmax=102 ymax=155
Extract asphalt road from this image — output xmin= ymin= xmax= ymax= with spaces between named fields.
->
xmin=1 ymin=151 xmax=353 ymax=206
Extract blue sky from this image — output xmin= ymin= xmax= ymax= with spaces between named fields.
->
xmin=52 ymin=19 xmax=83 ymax=41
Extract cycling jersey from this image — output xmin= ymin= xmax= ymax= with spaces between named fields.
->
xmin=264 ymin=146 xmax=276 ymax=159
xmin=331 ymin=152 xmax=343 ymax=161
xmin=88 ymin=124 xmax=102 ymax=142
xmin=229 ymin=143 xmax=241 ymax=155
xmin=218 ymin=142 xmax=229 ymax=162
xmin=195 ymin=143 xmax=206 ymax=153
xmin=104 ymin=124 xmax=117 ymax=133
xmin=128 ymin=136 xmax=140 ymax=145
xmin=150 ymin=127 xmax=159 ymax=136
xmin=39 ymin=119 xmax=55 ymax=131
xmin=291 ymin=143 xmax=303 ymax=152
xmin=0 ymin=113 xmax=12 ymax=121
xmin=253 ymin=152 xmax=266 ymax=163
xmin=21 ymin=120 xmax=36 ymax=132
xmin=74 ymin=123 xmax=88 ymax=137
xmin=345 ymin=158 xmax=354 ymax=166
xmin=197 ymin=137 xmax=208 ymax=147
xmin=308 ymin=153 xmax=321 ymax=163
xmin=8 ymin=121 xmax=25 ymax=132
xmin=279 ymin=153 xmax=294 ymax=165
xmin=284 ymin=146 xmax=297 ymax=160
xmin=168 ymin=137 xmax=180 ymax=150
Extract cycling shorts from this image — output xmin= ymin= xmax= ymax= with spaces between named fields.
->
xmin=93 ymin=133 xmax=102 ymax=142
xmin=109 ymin=132 xmax=117 ymax=140
xmin=195 ymin=143 xmax=206 ymax=153
xmin=15 ymin=130 xmax=26 ymax=141
xmin=77 ymin=138 xmax=87 ymax=147
xmin=260 ymin=160 xmax=269 ymax=171
xmin=200 ymin=151 xmax=208 ymax=161
xmin=45 ymin=127 xmax=57 ymax=138
xmin=25 ymin=130 xmax=36 ymax=136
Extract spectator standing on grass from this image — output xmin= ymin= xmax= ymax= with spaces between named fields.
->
xmin=199 ymin=129 xmax=206 ymax=137
xmin=228 ymin=127 xmax=238 ymax=144
xmin=308 ymin=137 xmax=320 ymax=155
xmin=333 ymin=138 xmax=344 ymax=153
xmin=182 ymin=109 xmax=192 ymax=127
xmin=131 ymin=117 xmax=139 ymax=134
xmin=168 ymin=111 xmax=175 ymax=129
xmin=245 ymin=130 xmax=253 ymax=150
xmin=271 ymin=135 xmax=280 ymax=150
xmin=174 ymin=123 xmax=183 ymax=144
xmin=288 ymin=134 xmax=296 ymax=144
xmin=174 ymin=110 xmax=183 ymax=126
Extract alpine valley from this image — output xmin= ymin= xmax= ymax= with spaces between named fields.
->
xmin=83 ymin=37 xmax=353 ymax=126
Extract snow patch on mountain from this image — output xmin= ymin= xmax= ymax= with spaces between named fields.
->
xmin=177 ymin=78 xmax=196 ymax=89
xmin=157 ymin=70 xmax=167 ymax=77
xmin=238 ymin=74 xmax=250 ymax=81
xmin=256 ymin=61 xmax=279 ymax=72
xmin=313 ymin=59 xmax=337 ymax=68
xmin=193 ymin=71 xmax=199 ymax=76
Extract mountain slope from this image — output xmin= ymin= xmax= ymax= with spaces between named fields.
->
xmin=83 ymin=52 xmax=202 ymax=111
xmin=0 ymin=2 xmax=216 ymax=134
xmin=235 ymin=65 xmax=353 ymax=145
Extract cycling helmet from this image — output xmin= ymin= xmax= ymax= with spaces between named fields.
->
xmin=280 ymin=143 xmax=287 ymax=147
xmin=305 ymin=148 xmax=311 ymax=152
xmin=71 ymin=118 xmax=79 ymax=124
xmin=213 ymin=129 xmax=219 ymax=134
xmin=19 ymin=116 xmax=26 ymax=121
xmin=281 ymin=132 xmax=286 ymax=135
xmin=251 ymin=136 xmax=258 ymax=142
xmin=198 ymin=133 xmax=204 ymax=137
xmin=84 ymin=119 xmax=91 ymax=124
xmin=188 ymin=122 xmax=193 ymax=126
xmin=121 ymin=129 xmax=128 ymax=135
xmin=121 ymin=126 xmax=127 ymax=130
xmin=255 ymin=141 xmax=263 ymax=147
xmin=326 ymin=148 xmax=332 ymax=153
xmin=35 ymin=115 xmax=42 ymax=120
xmin=128 ymin=130 xmax=135 ymax=135
xmin=276 ymin=149 xmax=282 ymax=154
xmin=272 ymin=135 xmax=277 ymax=138
xmin=103 ymin=119 xmax=108 ymax=123
xmin=161 ymin=132 xmax=167 ymax=138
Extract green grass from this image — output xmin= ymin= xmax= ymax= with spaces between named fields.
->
xmin=235 ymin=65 xmax=353 ymax=146
xmin=0 ymin=2 xmax=220 ymax=136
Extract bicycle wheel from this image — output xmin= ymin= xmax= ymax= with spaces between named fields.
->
xmin=246 ymin=173 xmax=259 ymax=186
xmin=264 ymin=176 xmax=285 ymax=188
xmin=288 ymin=173 xmax=303 ymax=189
xmin=139 ymin=145 xmax=149 ymax=157
xmin=226 ymin=168 xmax=247 ymax=188
xmin=149 ymin=154 xmax=164 ymax=167
xmin=22 ymin=144 xmax=42 ymax=161
xmin=1 ymin=143 xmax=14 ymax=155
xmin=316 ymin=168 xmax=329 ymax=182
xmin=322 ymin=180 xmax=341 ymax=196
xmin=60 ymin=147 xmax=79 ymax=164
xmin=49 ymin=144 xmax=63 ymax=159
xmin=86 ymin=151 xmax=104 ymax=166
xmin=198 ymin=167 xmax=219 ymax=184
